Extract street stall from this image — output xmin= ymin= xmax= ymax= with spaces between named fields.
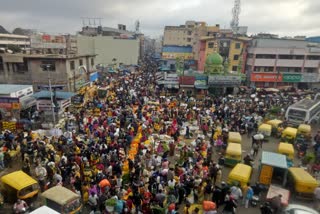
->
xmin=259 ymin=151 xmax=288 ymax=187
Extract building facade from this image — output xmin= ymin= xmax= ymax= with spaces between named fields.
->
xmin=77 ymin=35 xmax=140 ymax=65
xmin=0 ymin=33 xmax=30 ymax=50
xmin=0 ymin=53 xmax=96 ymax=92
xmin=198 ymin=36 xmax=250 ymax=73
xmin=246 ymin=38 xmax=320 ymax=88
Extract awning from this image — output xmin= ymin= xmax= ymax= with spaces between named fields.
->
xmin=195 ymin=85 xmax=209 ymax=89
xmin=164 ymin=84 xmax=179 ymax=89
xmin=180 ymin=85 xmax=194 ymax=88
xmin=20 ymin=96 xmax=37 ymax=110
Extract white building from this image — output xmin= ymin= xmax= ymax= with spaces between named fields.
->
xmin=0 ymin=33 xmax=30 ymax=50
xmin=247 ymin=38 xmax=320 ymax=88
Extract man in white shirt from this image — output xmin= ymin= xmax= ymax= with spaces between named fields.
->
xmin=230 ymin=184 xmax=242 ymax=201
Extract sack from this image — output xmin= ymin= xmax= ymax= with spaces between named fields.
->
xmin=203 ymin=201 xmax=216 ymax=211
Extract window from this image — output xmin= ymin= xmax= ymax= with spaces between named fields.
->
xmin=208 ymin=42 xmax=214 ymax=48
xmin=91 ymin=58 xmax=94 ymax=66
xmin=187 ymin=38 xmax=191 ymax=42
xmin=70 ymin=61 xmax=75 ymax=70
xmin=233 ymin=55 xmax=239 ymax=60
xmin=187 ymin=31 xmax=192 ymax=35
xmin=232 ymin=66 xmax=238 ymax=71
xmin=235 ymin=43 xmax=241 ymax=49
xmin=79 ymin=59 xmax=83 ymax=66
xmin=41 ymin=61 xmax=56 ymax=71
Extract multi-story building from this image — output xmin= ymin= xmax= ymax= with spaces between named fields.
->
xmin=78 ymin=24 xmax=141 ymax=65
xmin=0 ymin=33 xmax=30 ymax=51
xmin=0 ymin=52 xmax=96 ymax=92
xmin=246 ymin=38 xmax=320 ymax=88
xmin=198 ymin=36 xmax=251 ymax=73
xmin=163 ymin=21 xmax=223 ymax=61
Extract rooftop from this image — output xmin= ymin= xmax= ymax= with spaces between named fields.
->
xmin=0 ymin=53 xmax=96 ymax=59
xmin=0 ymin=33 xmax=29 ymax=39
xmin=0 ymin=84 xmax=32 ymax=95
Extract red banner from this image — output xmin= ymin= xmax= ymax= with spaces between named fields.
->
xmin=179 ymin=76 xmax=196 ymax=85
xmin=251 ymin=73 xmax=283 ymax=82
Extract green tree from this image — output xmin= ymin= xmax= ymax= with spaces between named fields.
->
xmin=7 ymin=44 xmax=21 ymax=53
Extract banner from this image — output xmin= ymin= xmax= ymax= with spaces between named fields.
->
xmin=208 ymin=75 xmax=241 ymax=85
xmin=251 ymin=73 xmax=283 ymax=82
xmin=301 ymin=73 xmax=319 ymax=83
xmin=179 ymin=76 xmax=195 ymax=85
xmin=282 ymin=73 xmax=302 ymax=82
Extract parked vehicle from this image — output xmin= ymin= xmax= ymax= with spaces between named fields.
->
xmin=225 ymin=143 xmax=242 ymax=167
xmin=41 ymin=186 xmax=82 ymax=214
xmin=0 ymin=171 xmax=39 ymax=204
xmin=287 ymin=167 xmax=318 ymax=198
xmin=227 ymin=163 xmax=252 ymax=188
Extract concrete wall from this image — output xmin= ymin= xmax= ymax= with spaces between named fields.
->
xmin=77 ymin=35 xmax=139 ymax=65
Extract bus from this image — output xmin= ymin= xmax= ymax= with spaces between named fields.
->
xmin=285 ymin=98 xmax=320 ymax=126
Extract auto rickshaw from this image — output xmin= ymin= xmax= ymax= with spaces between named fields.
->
xmin=281 ymin=127 xmax=298 ymax=144
xmin=296 ymin=124 xmax=312 ymax=144
xmin=227 ymin=163 xmax=252 ymax=188
xmin=41 ymin=186 xmax=82 ymax=214
xmin=225 ymin=143 xmax=242 ymax=167
xmin=0 ymin=171 xmax=40 ymax=203
xmin=258 ymin=123 xmax=272 ymax=142
xmin=267 ymin=119 xmax=283 ymax=137
xmin=227 ymin=132 xmax=242 ymax=144
xmin=288 ymin=167 xmax=319 ymax=198
xmin=278 ymin=142 xmax=294 ymax=167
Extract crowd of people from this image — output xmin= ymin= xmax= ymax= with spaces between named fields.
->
xmin=1 ymin=57 xmax=320 ymax=214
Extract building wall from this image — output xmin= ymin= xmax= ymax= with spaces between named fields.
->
xmin=77 ymin=35 xmax=139 ymax=65
xmin=228 ymin=40 xmax=244 ymax=71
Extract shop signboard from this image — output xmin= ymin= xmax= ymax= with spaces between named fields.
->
xmin=301 ymin=73 xmax=319 ymax=82
xmin=208 ymin=75 xmax=241 ymax=86
xmin=251 ymin=73 xmax=283 ymax=82
xmin=195 ymin=75 xmax=208 ymax=81
xmin=179 ymin=76 xmax=195 ymax=85
xmin=162 ymin=52 xmax=193 ymax=60
xmin=282 ymin=73 xmax=302 ymax=82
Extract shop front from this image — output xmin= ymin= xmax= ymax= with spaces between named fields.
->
xmin=179 ymin=76 xmax=195 ymax=96
xmin=250 ymin=72 xmax=319 ymax=89
xmin=208 ymin=75 xmax=241 ymax=95
xmin=194 ymin=75 xmax=208 ymax=99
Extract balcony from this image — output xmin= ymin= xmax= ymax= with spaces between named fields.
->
xmin=304 ymin=60 xmax=320 ymax=68
xmin=276 ymin=59 xmax=303 ymax=67
xmin=254 ymin=58 xmax=276 ymax=66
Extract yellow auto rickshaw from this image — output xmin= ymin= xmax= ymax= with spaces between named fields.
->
xmin=0 ymin=171 xmax=40 ymax=203
xmin=281 ymin=127 xmax=298 ymax=144
xmin=225 ymin=143 xmax=242 ymax=167
xmin=267 ymin=119 xmax=284 ymax=138
xmin=296 ymin=124 xmax=312 ymax=143
xmin=228 ymin=132 xmax=242 ymax=144
xmin=278 ymin=142 xmax=294 ymax=167
xmin=227 ymin=163 xmax=252 ymax=188
xmin=288 ymin=167 xmax=319 ymax=198
xmin=41 ymin=186 xmax=82 ymax=214
xmin=258 ymin=123 xmax=272 ymax=137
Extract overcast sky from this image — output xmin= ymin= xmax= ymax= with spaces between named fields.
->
xmin=1 ymin=0 xmax=319 ymax=38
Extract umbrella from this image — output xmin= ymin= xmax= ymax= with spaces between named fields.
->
xmin=254 ymin=134 xmax=264 ymax=140
xmin=99 ymin=179 xmax=111 ymax=188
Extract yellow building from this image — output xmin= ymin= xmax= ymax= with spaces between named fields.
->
xmin=201 ymin=36 xmax=251 ymax=72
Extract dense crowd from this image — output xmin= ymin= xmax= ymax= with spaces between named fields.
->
xmin=1 ymin=58 xmax=320 ymax=214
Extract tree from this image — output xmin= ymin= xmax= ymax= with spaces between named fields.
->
xmin=7 ymin=44 xmax=21 ymax=53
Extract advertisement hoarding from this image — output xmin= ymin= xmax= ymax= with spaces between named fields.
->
xmin=208 ymin=75 xmax=241 ymax=86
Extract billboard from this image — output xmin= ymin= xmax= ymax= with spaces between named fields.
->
xmin=282 ymin=73 xmax=302 ymax=82
xmin=251 ymin=73 xmax=283 ymax=82
xmin=179 ymin=76 xmax=195 ymax=85
xmin=208 ymin=75 xmax=241 ymax=86
xmin=30 ymin=34 xmax=67 ymax=49
xmin=162 ymin=52 xmax=193 ymax=60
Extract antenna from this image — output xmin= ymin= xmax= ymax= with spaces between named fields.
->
xmin=135 ymin=20 xmax=140 ymax=33
xmin=230 ymin=0 xmax=241 ymax=34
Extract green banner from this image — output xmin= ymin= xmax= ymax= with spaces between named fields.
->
xmin=282 ymin=73 xmax=301 ymax=82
